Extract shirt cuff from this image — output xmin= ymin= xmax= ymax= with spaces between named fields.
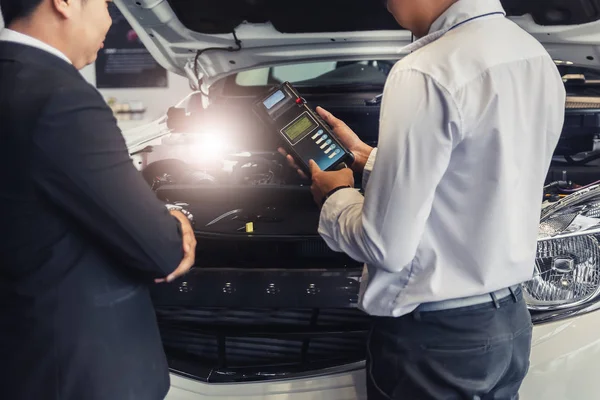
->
xmin=361 ymin=148 xmax=378 ymax=190
xmin=319 ymin=187 xmax=365 ymax=240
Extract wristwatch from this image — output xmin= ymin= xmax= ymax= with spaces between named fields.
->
xmin=165 ymin=203 xmax=194 ymax=224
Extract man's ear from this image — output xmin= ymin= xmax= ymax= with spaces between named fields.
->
xmin=52 ymin=0 xmax=73 ymax=19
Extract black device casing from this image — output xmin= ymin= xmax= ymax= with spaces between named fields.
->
xmin=253 ymin=81 xmax=354 ymax=175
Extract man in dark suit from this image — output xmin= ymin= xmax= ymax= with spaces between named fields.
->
xmin=0 ymin=0 xmax=197 ymax=399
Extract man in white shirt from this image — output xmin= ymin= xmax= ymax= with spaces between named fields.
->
xmin=282 ymin=0 xmax=565 ymax=398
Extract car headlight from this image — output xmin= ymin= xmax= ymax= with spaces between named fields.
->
xmin=524 ymin=184 xmax=600 ymax=314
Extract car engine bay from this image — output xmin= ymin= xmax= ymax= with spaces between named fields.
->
xmin=142 ymin=87 xmax=600 ymax=383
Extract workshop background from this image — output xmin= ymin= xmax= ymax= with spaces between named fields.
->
xmin=0 ymin=4 xmax=190 ymax=129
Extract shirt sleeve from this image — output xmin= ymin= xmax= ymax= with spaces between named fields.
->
xmin=361 ymin=147 xmax=378 ymax=190
xmin=31 ymin=85 xmax=184 ymax=278
xmin=318 ymin=68 xmax=463 ymax=273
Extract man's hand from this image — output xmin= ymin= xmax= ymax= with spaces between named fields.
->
xmin=155 ymin=210 xmax=197 ymax=283
xmin=314 ymin=107 xmax=373 ymax=173
xmin=278 ymin=107 xmax=373 ymax=176
xmin=308 ymin=160 xmax=354 ymax=206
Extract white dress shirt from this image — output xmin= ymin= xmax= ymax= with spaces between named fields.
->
xmin=318 ymin=0 xmax=566 ymax=317
xmin=0 ymin=28 xmax=72 ymax=64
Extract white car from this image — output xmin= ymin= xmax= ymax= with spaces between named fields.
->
xmin=115 ymin=0 xmax=600 ymax=399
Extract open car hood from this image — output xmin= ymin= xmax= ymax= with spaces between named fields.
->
xmin=114 ymin=0 xmax=600 ymax=88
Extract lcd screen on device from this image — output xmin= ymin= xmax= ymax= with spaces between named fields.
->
xmin=263 ymin=90 xmax=286 ymax=110
xmin=282 ymin=114 xmax=317 ymax=144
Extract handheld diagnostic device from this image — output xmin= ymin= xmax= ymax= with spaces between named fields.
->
xmin=254 ymin=82 xmax=354 ymax=175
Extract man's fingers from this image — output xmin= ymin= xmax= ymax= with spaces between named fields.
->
xmin=308 ymin=159 xmax=321 ymax=175
xmin=166 ymin=256 xmax=194 ymax=283
xmin=182 ymin=229 xmax=195 ymax=251
xmin=342 ymin=166 xmax=354 ymax=179
xmin=279 ymin=149 xmax=308 ymax=179
xmin=165 ymin=263 xmax=186 ymax=283
xmin=156 ymin=244 xmax=195 ymax=283
xmin=279 ymin=147 xmax=299 ymax=168
xmin=308 ymin=160 xmax=323 ymax=185
xmin=183 ymin=240 xmax=194 ymax=253
xmin=286 ymin=155 xmax=304 ymax=172
xmin=183 ymin=230 xmax=196 ymax=244
xmin=289 ymin=157 xmax=308 ymax=178
xmin=155 ymin=214 xmax=196 ymax=284
xmin=278 ymin=148 xmax=294 ymax=165
xmin=286 ymin=154 xmax=297 ymax=167
xmin=316 ymin=106 xmax=341 ymax=127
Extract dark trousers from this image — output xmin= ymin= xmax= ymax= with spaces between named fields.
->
xmin=366 ymin=287 xmax=532 ymax=400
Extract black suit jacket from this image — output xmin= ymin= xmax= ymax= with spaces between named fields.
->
xmin=0 ymin=41 xmax=184 ymax=400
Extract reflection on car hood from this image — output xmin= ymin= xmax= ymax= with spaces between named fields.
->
xmin=114 ymin=0 xmax=600 ymax=88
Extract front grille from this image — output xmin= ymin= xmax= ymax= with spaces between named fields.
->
xmin=194 ymin=235 xmax=356 ymax=268
xmin=156 ymin=307 xmax=370 ymax=382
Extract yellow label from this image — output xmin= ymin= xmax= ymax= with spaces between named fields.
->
xmin=246 ymin=222 xmax=254 ymax=233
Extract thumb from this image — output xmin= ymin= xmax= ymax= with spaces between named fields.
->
xmin=309 ymin=159 xmax=321 ymax=175
xmin=316 ymin=106 xmax=340 ymax=127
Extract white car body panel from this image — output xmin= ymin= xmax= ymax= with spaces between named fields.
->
xmin=521 ymin=311 xmax=600 ymax=400
xmin=163 ymin=309 xmax=600 ymax=400
xmin=166 ymin=367 xmax=367 ymax=400
xmin=114 ymin=0 xmax=600 ymax=88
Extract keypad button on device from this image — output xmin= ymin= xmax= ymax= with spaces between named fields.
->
xmin=315 ymin=134 xmax=328 ymax=145
xmin=311 ymin=130 xmax=323 ymax=140
xmin=320 ymin=139 xmax=332 ymax=149
xmin=328 ymin=148 xmax=341 ymax=159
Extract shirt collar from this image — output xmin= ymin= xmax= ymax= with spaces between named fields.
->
xmin=399 ymin=0 xmax=506 ymax=55
xmin=428 ymin=0 xmax=506 ymax=35
xmin=0 ymin=28 xmax=72 ymax=65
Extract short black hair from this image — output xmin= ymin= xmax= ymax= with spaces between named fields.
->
xmin=0 ymin=0 xmax=45 ymax=27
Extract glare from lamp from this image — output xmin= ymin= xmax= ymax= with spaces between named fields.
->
xmin=192 ymin=131 xmax=229 ymax=161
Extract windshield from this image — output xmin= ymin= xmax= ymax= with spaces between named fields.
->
xmin=234 ymin=60 xmax=397 ymax=89
xmin=232 ymin=60 xmax=600 ymax=97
